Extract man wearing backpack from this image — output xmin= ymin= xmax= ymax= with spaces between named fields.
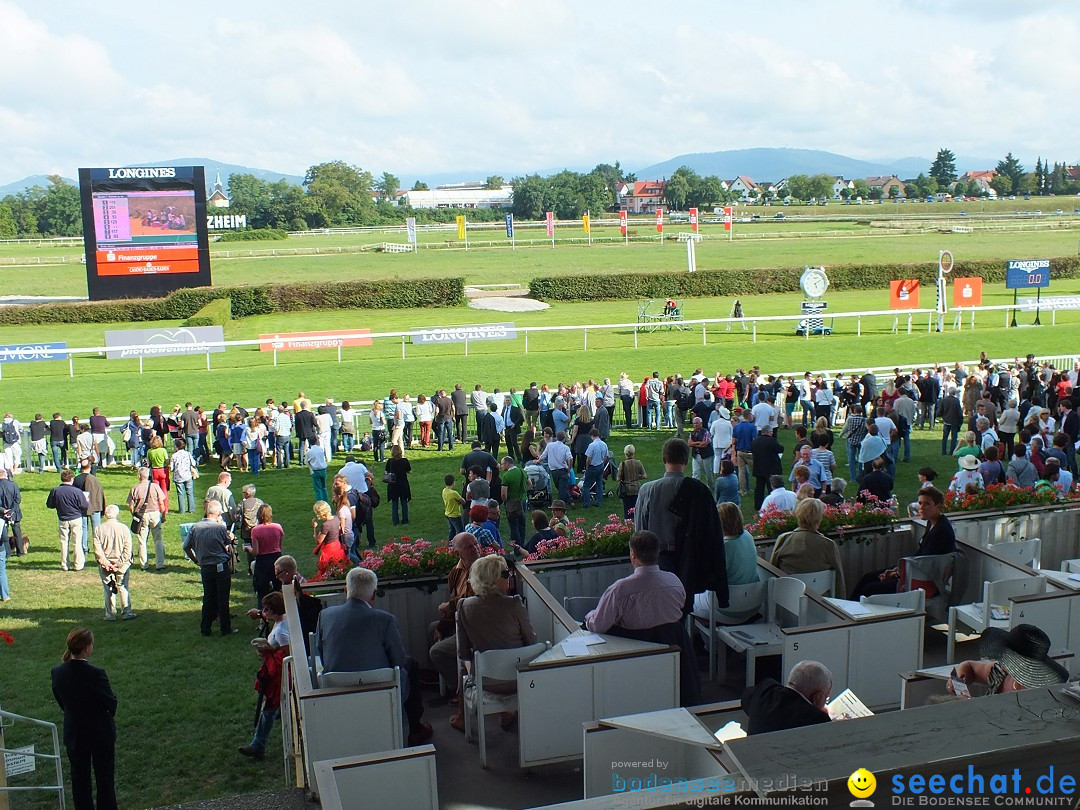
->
xmin=2 ymin=414 xmax=22 ymax=477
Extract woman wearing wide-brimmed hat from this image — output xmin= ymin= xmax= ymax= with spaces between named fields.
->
xmin=949 ymin=624 xmax=1069 ymax=695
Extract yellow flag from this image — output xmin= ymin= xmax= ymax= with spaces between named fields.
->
xmin=582 ymin=213 xmax=591 ymax=234
xmin=456 ymin=215 xmax=466 ymax=240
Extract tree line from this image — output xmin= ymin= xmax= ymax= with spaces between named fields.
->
xmin=2 ymin=149 xmax=1079 ymax=238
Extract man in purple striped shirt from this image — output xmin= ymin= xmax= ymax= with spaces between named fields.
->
xmin=585 ymin=531 xmax=685 ymax=634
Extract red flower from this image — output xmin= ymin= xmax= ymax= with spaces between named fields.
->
xmin=0 ymin=631 xmax=13 ymax=646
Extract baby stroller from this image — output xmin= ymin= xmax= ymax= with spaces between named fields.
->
xmin=524 ymin=463 xmax=551 ymax=510
xmin=603 ymin=456 xmax=619 ymax=499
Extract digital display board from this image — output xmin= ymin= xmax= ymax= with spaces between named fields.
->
xmin=1005 ymin=259 xmax=1050 ymax=290
xmin=79 ymin=166 xmax=212 ymax=300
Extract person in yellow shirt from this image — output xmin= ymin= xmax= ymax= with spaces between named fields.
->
xmin=442 ymin=474 xmax=466 ymax=541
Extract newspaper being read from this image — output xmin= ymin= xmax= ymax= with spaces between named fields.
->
xmin=826 ymin=689 xmax=874 ymax=721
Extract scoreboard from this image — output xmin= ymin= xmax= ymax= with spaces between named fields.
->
xmin=79 ymin=166 xmax=212 ymax=300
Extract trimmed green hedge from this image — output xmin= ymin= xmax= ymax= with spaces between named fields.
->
xmin=529 ymin=257 xmax=1080 ymax=301
xmin=217 ymin=228 xmax=288 ymax=242
xmin=0 ymin=277 xmax=465 ymax=325
xmin=182 ymin=297 xmax=232 ymax=327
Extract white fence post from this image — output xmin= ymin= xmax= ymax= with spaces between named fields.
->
xmin=139 ymin=356 xmax=143 ymax=374
xmin=524 ymin=330 xmax=529 ymax=354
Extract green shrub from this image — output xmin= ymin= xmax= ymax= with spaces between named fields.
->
xmin=216 ymin=228 xmax=288 ymax=242
xmin=182 ymin=297 xmax=232 ymax=327
xmin=529 ymin=256 xmax=1080 ymax=301
xmin=0 ymin=277 xmax=465 ymax=325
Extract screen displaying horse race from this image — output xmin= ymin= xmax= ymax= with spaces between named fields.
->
xmin=79 ymin=165 xmax=212 ymax=300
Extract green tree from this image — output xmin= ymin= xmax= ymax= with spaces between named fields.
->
xmin=662 ymin=167 xmax=693 ymax=210
xmin=808 ymin=173 xmax=833 ymax=202
xmin=375 ymin=172 xmax=400 ymax=200
xmin=484 ymin=175 xmax=505 ymax=190
xmin=38 ymin=176 xmax=81 ymax=236
xmin=228 ymin=173 xmax=272 ymax=226
xmin=929 ymin=148 xmax=957 ymax=186
xmin=989 ymin=174 xmax=1012 ymax=197
xmin=785 ymin=174 xmax=812 ymax=201
xmin=690 ymin=175 xmax=727 ymax=208
xmin=304 ymin=160 xmax=374 ymax=226
xmin=412 ymin=180 xmax=429 ymax=191
xmin=995 ymin=152 xmax=1025 ymax=195
xmin=965 ymin=179 xmax=982 ymax=197
xmin=510 ymin=174 xmax=548 ymax=219
xmin=1034 ymin=157 xmax=1044 ymax=195
xmin=0 ymin=202 xmax=16 ymax=239
xmin=852 ymin=179 xmax=870 ymax=200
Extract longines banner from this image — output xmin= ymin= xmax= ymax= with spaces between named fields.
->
xmin=258 ymin=329 xmax=372 ymax=352
xmin=0 ymin=342 xmax=68 ymax=362
xmin=104 ymin=326 xmax=225 ymax=359
xmin=411 ymin=323 xmax=517 ymax=344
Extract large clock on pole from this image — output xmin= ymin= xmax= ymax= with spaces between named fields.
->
xmin=800 ymin=266 xmax=829 ymax=299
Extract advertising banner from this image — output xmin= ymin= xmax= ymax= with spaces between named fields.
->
xmin=456 ymin=215 xmax=466 ymax=240
xmin=953 ymin=277 xmax=983 ymax=307
xmin=1006 ymin=259 xmax=1050 ymax=289
xmin=545 ymin=212 xmax=554 ymax=237
xmin=406 ymin=217 xmax=417 ymax=244
xmin=258 ymin=329 xmax=372 ymax=352
xmin=619 ymin=210 xmax=627 ymax=236
xmin=656 ymin=209 xmax=663 ymax=233
xmin=889 ymin=279 xmax=920 ymax=309
xmin=412 ymin=323 xmax=516 ymax=344
xmin=723 ymin=206 xmax=733 ymax=232
xmin=0 ymin=342 xmax=67 ymax=362
xmin=689 ymin=207 xmax=698 ymax=233
xmin=104 ymin=326 xmax=225 ymax=359
xmin=504 ymin=214 xmax=514 ymax=238
xmin=582 ymin=213 xmax=590 ymax=234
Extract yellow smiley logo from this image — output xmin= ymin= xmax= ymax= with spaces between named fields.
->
xmin=848 ymin=768 xmax=877 ymax=799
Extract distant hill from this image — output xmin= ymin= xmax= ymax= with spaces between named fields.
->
xmin=634 ymin=148 xmax=1003 ymax=183
xmin=133 ymin=158 xmax=305 ymax=189
xmin=0 ymin=175 xmax=77 ymax=198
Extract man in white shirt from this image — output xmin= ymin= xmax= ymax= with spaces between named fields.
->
xmin=539 ymin=431 xmax=573 ymax=504
xmin=751 ymin=394 xmax=775 ymax=433
xmin=798 ymin=373 xmax=814 ymax=427
xmin=709 ymin=406 xmax=734 ymax=475
xmin=274 ymin=407 xmax=292 ymax=468
xmin=582 ymin=429 xmax=610 ymax=508
xmin=306 ymin=443 xmax=328 ymax=502
xmin=760 ymin=475 xmax=797 ymax=514
xmin=338 ymin=455 xmax=369 ymax=493
xmin=315 ymin=408 xmax=333 ymax=459
xmin=470 ymin=385 xmax=487 ymax=437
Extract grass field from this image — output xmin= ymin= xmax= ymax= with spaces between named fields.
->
xmin=2 ymin=197 xmax=1079 ymax=808
xmin=2 ymin=200 xmax=1079 ymax=296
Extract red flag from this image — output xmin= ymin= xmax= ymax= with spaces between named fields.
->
xmin=619 ymin=210 xmax=627 ymax=236
xmin=723 ymin=206 xmax=733 ymax=232
xmin=689 ymin=207 xmax=698 ymax=233
xmin=656 ymin=209 xmax=663 ymax=233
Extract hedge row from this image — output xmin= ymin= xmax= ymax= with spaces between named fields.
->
xmin=0 ymin=277 xmax=465 ymax=325
xmin=216 ymin=228 xmax=288 ymax=242
xmin=182 ymin=297 xmax=232 ymax=327
xmin=528 ymin=257 xmax=1080 ymax=301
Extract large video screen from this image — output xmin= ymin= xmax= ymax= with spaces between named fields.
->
xmin=79 ymin=166 xmax=212 ymax=300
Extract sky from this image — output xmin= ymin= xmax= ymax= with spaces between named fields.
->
xmin=2 ymin=1 xmax=1079 ymax=185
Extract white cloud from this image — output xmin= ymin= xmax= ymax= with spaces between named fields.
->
xmin=1 ymin=0 xmax=1079 ymax=186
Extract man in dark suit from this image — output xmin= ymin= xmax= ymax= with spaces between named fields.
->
xmin=52 ymin=628 xmax=118 ymax=810
xmin=742 ymin=660 xmax=832 ymax=735
xmin=314 ymin=567 xmax=432 ymax=745
xmin=293 ymin=402 xmax=318 ymax=464
xmin=0 ymin=468 xmax=26 ymax=556
xmin=750 ymin=426 xmax=784 ymax=510
xmin=938 ymin=385 xmax=964 ymax=455
xmin=1059 ymin=398 xmax=1079 ymax=475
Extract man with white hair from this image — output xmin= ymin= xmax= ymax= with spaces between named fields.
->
xmin=93 ymin=505 xmax=136 ymax=621
xmin=183 ymin=501 xmax=236 ymax=636
xmin=127 ymin=466 xmax=167 ymax=570
xmin=742 ymin=660 xmax=833 ymax=735
xmin=315 ymin=567 xmax=433 ymax=745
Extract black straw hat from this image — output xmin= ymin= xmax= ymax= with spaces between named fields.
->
xmin=980 ymin=624 xmax=1069 ymax=688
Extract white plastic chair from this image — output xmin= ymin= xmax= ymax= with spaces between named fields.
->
xmin=947 ymin=576 xmax=1047 ymax=662
xmin=715 ymin=577 xmax=807 ymax=687
xmin=988 ymin=538 xmax=1041 ymax=570
xmin=563 ymin=596 xmax=601 ymax=623
xmin=789 ymin=569 xmax=836 ymax=597
xmin=463 ymin=642 xmax=549 ymax=768
xmin=693 ymin=581 xmax=767 ymax=681
xmin=319 ymin=666 xmax=400 ymax=690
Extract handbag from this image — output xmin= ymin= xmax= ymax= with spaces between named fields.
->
xmin=617 ymin=481 xmax=629 ymax=499
xmin=382 ymin=470 xmax=396 ymax=484
xmin=130 ymin=482 xmax=150 ymax=532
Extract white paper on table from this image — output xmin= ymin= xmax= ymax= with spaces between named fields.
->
xmin=561 ymin=639 xmax=590 ymax=657
xmin=576 ymin=633 xmax=606 ymax=646
xmin=1068 ymin=574 xmax=1080 ymax=583
xmin=714 ymin=721 xmax=747 ymax=742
